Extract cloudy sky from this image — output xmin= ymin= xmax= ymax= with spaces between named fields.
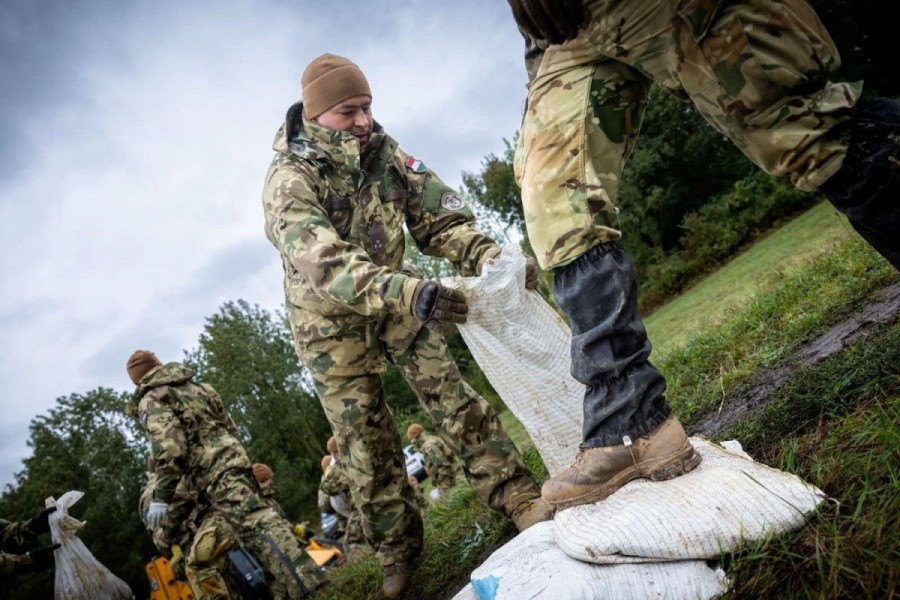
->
xmin=0 ymin=0 xmax=529 ymax=487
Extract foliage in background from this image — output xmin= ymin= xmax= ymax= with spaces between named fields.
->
xmin=0 ymin=388 xmax=153 ymax=600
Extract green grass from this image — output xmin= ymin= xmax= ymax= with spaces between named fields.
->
xmin=646 ymin=201 xmax=856 ymax=362
xmin=310 ymin=205 xmax=900 ymax=599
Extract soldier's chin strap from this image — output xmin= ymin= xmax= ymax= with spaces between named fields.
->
xmin=264 ymin=533 xmax=309 ymax=598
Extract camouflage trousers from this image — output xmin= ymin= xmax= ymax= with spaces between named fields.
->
xmin=207 ymin=470 xmax=325 ymax=598
xmin=302 ymin=325 xmax=540 ymax=567
xmin=515 ymin=0 xmax=861 ymax=269
xmin=184 ymin=512 xmax=236 ymax=600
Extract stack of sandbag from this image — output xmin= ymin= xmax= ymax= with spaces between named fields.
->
xmin=450 ymin=247 xmax=826 ymax=600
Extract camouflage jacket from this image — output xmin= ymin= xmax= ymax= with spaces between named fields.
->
xmin=1 ymin=518 xmax=38 ymax=577
xmin=414 ymin=433 xmax=461 ymax=491
xmin=319 ymin=459 xmax=356 ymax=518
xmin=261 ymin=102 xmax=500 ymax=372
xmin=134 ymin=363 xmax=251 ymax=504
xmin=140 ymin=470 xmax=204 ymax=552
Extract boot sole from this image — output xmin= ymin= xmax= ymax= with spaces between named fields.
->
xmin=547 ymin=441 xmax=702 ymax=510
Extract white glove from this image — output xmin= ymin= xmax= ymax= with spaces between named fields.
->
xmin=146 ymin=501 xmax=169 ymax=529
xmin=429 ymin=488 xmax=441 ymax=501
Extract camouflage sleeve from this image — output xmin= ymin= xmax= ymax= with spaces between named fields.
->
xmin=1 ymin=551 xmax=29 ymax=577
xmin=0 ymin=518 xmax=37 ymax=552
xmin=317 ymin=489 xmax=333 ymax=514
xmin=319 ymin=462 xmax=350 ymax=496
xmin=397 ymin=149 xmax=501 ymax=277
xmin=264 ymin=161 xmax=419 ymax=316
xmin=139 ymin=389 xmax=188 ymax=503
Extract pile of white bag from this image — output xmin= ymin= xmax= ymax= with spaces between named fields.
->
xmin=448 ymin=247 xmax=826 ymax=600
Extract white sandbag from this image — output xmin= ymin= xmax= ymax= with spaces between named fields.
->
xmin=450 ymin=245 xmax=583 ymax=475
xmin=48 ymin=490 xmax=133 ymax=600
xmin=554 ymin=438 xmax=827 ymax=564
xmin=458 ymin=522 xmax=728 ymax=600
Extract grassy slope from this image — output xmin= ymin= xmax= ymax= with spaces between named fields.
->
xmin=646 ymin=201 xmax=856 ymax=362
xmin=312 ymin=203 xmax=899 ymax=599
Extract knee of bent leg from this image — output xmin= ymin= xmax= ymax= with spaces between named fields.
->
xmin=191 ymin=527 xmax=233 ymax=566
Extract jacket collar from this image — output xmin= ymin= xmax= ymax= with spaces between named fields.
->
xmin=272 ymin=101 xmax=394 ymax=182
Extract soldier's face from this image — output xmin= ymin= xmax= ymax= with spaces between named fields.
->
xmin=315 ymin=95 xmax=374 ymax=147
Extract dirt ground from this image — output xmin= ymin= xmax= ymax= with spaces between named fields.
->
xmin=693 ymin=281 xmax=900 ymax=438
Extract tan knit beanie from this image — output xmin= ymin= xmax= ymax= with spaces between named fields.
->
xmin=252 ymin=463 xmax=274 ymax=486
xmin=406 ymin=423 xmax=424 ymax=441
xmin=301 ymin=53 xmax=371 ymax=119
xmin=126 ymin=350 xmax=161 ymax=385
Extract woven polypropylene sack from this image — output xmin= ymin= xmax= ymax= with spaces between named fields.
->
xmin=49 ymin=490 xmax=133 ymax=600
xmin=453 ymin=522 xmax=728 ymax=600
xmin=448 ymin=245 xmax=583 ymax=476
xmin=553 ymin=438 xmax=827 ymax=564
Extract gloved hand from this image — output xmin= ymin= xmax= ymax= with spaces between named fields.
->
xmin=507 ymin=0 xmax=587 ymax=45
xmin=29 ymin=506 xmax=56 ymax=535
xmin=24 ymin=543 xmax=60 ymax=572
xmin=525 ymin=255 xmax=539 ymax=290
xmin=411 ymin=281 xmax=468 ymax=334
xmin=145 ymin=501 xmax=169 ymax=529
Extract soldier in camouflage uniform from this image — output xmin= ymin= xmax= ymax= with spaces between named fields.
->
xmin=127 ymin=350 xmax=325 ymax=599
xmin=505 ymin=0 xmax=900 ymax=510
xmin=140 ymin=462 xmax=237 ymax=599
xmin=261 ymin=53 xmax=552 ymax=597
xmin=319 ymin=455 xmax=369 ymax=556
xmin=406 ymin=423 xmax=462 ymax=499
xmin=0 ymin=507 xmax=58 ymax=580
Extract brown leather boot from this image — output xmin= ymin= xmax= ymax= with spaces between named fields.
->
xmin=541 ymin=414 xmax=701 ymax=510
xmin=509 ymin=497 xmax=556 ymax=532
xmin=382 ymin=561 xmax=414 ymax=598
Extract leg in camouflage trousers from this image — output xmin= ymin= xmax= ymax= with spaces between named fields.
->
xmin=308 ymin=326 xmax=543 ymax=569
xmin=185 ymin=512 xmax=235 ymax=600
xmin=208 ymin=470 xmax=325 ymax=598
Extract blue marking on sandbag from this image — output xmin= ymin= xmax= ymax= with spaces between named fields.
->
xmin=472 ymin=575 xmax=500 ymax=600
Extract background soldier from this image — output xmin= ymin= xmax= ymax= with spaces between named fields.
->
xmin=127 ymin=350 xmax=325 ymax=599
xmin=261 ymin=53 xmax=552 ymax=597
xmin=406 ymin=423 xmax=462 ymax=500
xmin=1 ymin=506 xmax=59 ymax=580
xmin=505 ymin=0 xmax=900 ymax=511
xmin=319 ymin=453 xmax=369 ymax=557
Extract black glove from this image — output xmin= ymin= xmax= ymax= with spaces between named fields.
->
xmin=507 ymin=0 xmax=588 ymax=45
xmin=412 ymin=281 xmax=468 ymax=334
xmin=29 ymin=506 xmax=56 ymax=535
xmin=525 ymin=256 xmax=540 ymax=290
xmin=24 ymin=543 xmax=60 ymax=572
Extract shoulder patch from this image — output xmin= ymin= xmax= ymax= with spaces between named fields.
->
xmin=405 ymin=155 xmax=426 ymax=173
xmin=440 ymin=192 xmax=466 ymax=211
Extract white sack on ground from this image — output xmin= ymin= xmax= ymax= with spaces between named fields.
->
xmin=454 ymin=522 xmax=729 ymax=600
xmin=554 ymin=438 xmax=827 ymax=564
xmin=48 ymin=490 xmax=133 ymax=600
xmin=449 ymin=245 xmax=583 ymax=476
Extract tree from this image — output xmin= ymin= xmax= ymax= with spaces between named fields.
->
xmin=0 ymin=388 xmax=153 ymax=599
xmin=184 ymin=300 xmax=331 ymax=520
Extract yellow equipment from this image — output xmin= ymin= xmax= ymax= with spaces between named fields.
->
xmin=146 ymin=546 xmax=195 ymax=600
xmin=293 ymin=523 xmax=344 ymax=568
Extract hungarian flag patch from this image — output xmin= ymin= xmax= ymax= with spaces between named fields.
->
xmin=405 ymin=156 xmax=426 ymax=173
